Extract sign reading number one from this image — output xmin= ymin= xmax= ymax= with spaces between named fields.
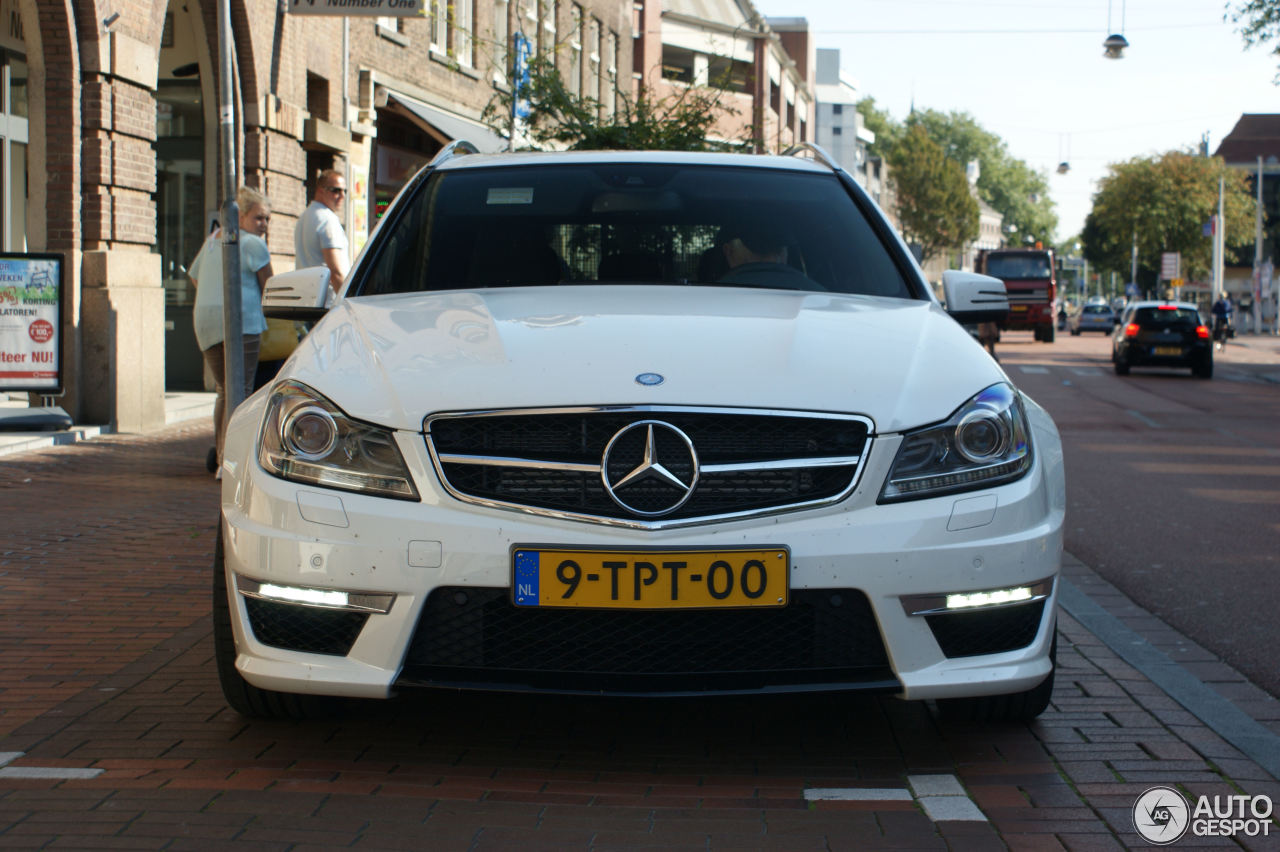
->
xmin=287 ymin=0 xmax=424 ymax=16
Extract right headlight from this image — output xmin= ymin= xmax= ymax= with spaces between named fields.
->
xmin=879 ymin=382 xmax=1032 ymax=502
xmin=258 ymin=380 xmax=419 ymax=501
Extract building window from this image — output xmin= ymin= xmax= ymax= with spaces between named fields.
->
xmin=570 ymin=4 xmax=583 ymax=96
xmin=587 ymin=17 xmax=600 ymax=103
xmin=538 ymin=0 xmax=556 ymax=56
xmin=799 ymin=118 xmax=806 ymax=142
xmin=431 ymin=0 xmax=447 ymax=52
xmin=456 ymin=0 xmax=474 ymax=65
xmin=707 ymin=55 xmax=750 ymax=93
xmin=661 ymin=45 xmax=695 ymax=83
xmin=492 ymin=0 xmax=509 ymax=83
xmin=832 ymin=126 xmax=842 ymax=136
xmin=306 ymin=73 xmax=329 ymax=123
xmin=832 ymin=103 xmax=842 ymax=115
xmin=605 ymin=31 xmax=618 ymax=115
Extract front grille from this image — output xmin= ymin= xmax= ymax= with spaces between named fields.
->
xmin=244 ymin=598 xmax=368 ymax=656
xmin=427 ymin=408 xmax=871 ymax=525
xmin=1005 ymin=286 xmax=1050 ymax=305
xmin=925 ymin=600 xmax=1046 ymax=658
xmin=397 ymin=587 xmax=897 ymax=694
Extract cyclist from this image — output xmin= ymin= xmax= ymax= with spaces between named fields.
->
xmin=1211 ymin=292 xmax=1233 ymax=350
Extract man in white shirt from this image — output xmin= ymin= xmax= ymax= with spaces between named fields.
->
xmin=295 ymin=168 xmax=350 ymax=293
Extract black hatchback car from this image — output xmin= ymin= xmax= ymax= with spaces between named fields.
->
xmin=1112 ymin=301 xmax=1212 ymax=378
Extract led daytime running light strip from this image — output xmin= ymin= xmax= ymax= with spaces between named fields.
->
xmin=946 ymin=586 xmax=1032 ymax=609
xmin=900 ymin=578 xmax=1053 ymax=617
xmin=236 ymin=576 xmax=396 ymax=614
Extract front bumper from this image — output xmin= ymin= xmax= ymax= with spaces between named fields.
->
xmin=219 ymin=395 xmax=1066 ymax=702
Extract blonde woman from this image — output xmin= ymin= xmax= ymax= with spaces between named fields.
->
xmin=189 ymin=186 xmax=275 ymax=474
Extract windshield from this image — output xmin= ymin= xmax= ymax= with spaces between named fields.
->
xmin=356 ymin=164 xmax=915 ymax=299
xmin=985 ymin=252 xmax=1052 ymax=280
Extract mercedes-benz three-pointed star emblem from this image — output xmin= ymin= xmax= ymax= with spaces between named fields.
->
xmin=600 ymin=421 xmax=699 ymax=517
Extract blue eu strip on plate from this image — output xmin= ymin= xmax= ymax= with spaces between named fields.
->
xmin=513 ymin=550 xmax=540 ymax=607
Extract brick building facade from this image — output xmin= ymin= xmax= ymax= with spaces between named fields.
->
xmin=18 ymin=0 xmax=631 ymax=429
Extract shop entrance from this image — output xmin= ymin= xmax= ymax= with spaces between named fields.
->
xmin=155 ymin=4 xmax=212 ymax=391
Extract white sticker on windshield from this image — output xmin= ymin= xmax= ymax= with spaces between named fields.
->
xmin=487 ymin=187 xmax=535 ymax=205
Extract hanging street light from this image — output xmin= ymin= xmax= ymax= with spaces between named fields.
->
xmin=1103 ymin=0 xmax=1128 ymax=58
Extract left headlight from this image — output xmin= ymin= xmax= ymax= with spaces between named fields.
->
xmin=879 ymin=383 xmax=1032 ymax=502
xmin=258 ymin=380 xmax=419 ymax=500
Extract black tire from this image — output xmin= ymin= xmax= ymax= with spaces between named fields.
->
xmin=938 ymin=632 xmax=1057 ymax=723
xmin=206 ymin=447 xmax=218 ymax=473
xmin=212 ymin=524 xmax=335 ymax=719
xmin=1114 ymin=357 xmax=1130 ymax=376
xmin=1194 ymin=358 xmax=1213 ymax=379
xmin=1043 ymin=325 xmax=1055 ymax=343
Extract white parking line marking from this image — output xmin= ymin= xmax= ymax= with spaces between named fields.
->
xmin=907 ymin=774 xmax=966 ymax=796
xmin=1019 ymin=366 xmax=1050 ymax=374
xmin=918 ymin=795 xmax=988 ymax=821
xmin=909 ymin=774 xmax=989 ymax=822
xmin=805 ymin=775 xmax=990 ymax=822
xmin=0 ymin=767 xmax=105 ymax=779
xmin=0 ymin=752 xmax=105 ymax=779
xmin=804 ymin=787 xmax=913 ymax=801
xmin=1071 ymin=368 xmax=1102 ymax=376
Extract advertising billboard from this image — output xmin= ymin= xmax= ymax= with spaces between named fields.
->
xmin=0 ymin=254 xmax=64 ymax=393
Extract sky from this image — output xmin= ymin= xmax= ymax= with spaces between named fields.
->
xmin=751 ymin=0 xmax=1280 ymax=245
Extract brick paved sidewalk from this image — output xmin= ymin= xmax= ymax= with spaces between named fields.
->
xmin=0 ymin=423 xmax=1277 ymax=850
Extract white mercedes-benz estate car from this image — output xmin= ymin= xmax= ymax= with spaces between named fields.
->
xmin=215 ymin=144 xmax=1065 ymax=721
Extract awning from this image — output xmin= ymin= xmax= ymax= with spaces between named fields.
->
xmin=383 ymin=92 xmax=507 ymax=154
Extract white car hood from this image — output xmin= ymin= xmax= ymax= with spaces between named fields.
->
xmin=282 ymin=285 xmax=1005 ymax=434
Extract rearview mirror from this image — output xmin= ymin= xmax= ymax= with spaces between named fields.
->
xmin=942 ymin=270 xmax=1009 ymax=325
xmin=262 ymin=266 xmax=330 ymax=321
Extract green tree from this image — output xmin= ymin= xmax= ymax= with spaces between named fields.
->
xmin=888 ymin=124 xmax=980 ymax=263
xmin=1229 ymin=0 xmax=1280 ymax=80
xmin=1082 ymin=151 xmax=1256 ymax=295
xmin=483 ymin=54 xmax=743 ymax=151
xmin=855 ymin=96 xmax=901 ymax=160
xmin=907 ymin=109 xmax=1057 ymax=245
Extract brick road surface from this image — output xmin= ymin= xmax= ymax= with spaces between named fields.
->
xmin=1 ymin=421 xmax=1278 ymax=850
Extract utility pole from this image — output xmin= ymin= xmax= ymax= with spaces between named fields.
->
xmin=1213 ymin=175 xmax=1224 ymax=303
xmin=1130 ymin=228 xmax=1138 ymax=299
xmin=218 ymin=0 xmax=244 ymax=427
xmin=1256 ymin=155 xmax=1265 ymax=334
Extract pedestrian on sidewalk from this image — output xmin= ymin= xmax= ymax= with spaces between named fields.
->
xmin=295 ymin=168 xmax=349 ymax=294
xmin=977 ymin=321 xmax=1000 ymax=361
xmin=189 ymin=186 xmax=275 ymax=473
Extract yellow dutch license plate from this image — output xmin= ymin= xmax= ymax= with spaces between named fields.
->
xmin=1154 ymin=346 xmax=1182 ymax=356
xmin=512 ymin=548 xmax=789 ymax=610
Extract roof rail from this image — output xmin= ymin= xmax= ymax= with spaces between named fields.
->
xmin=781 ymin=142 xmax=840 ymax=172
xmin=429 ymin=139 xmax=481 ymax=167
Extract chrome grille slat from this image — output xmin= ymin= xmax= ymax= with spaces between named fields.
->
xmin=424 ymin=407 xmax=873 ymax=529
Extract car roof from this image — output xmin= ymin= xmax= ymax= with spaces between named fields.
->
xmin=434 ymin=149 xmax=836 ymax=175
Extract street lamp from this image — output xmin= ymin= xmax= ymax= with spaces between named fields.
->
xmin=1103 ymin=0 xmax=1128 ymax=58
